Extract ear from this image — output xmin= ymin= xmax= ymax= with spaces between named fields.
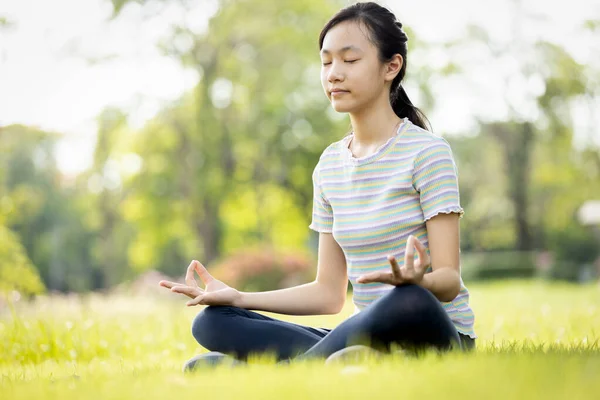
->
xmin=384 ymin=54 xmax=403 ymax=82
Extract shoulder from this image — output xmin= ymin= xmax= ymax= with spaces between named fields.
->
xmin=399 ymin=120 xmax=453 ymax=154
xmin=397 ymin=121 xmax=459 ymax=179
xmin=319 ymin=135 xmax=349 ymax=161
xmin=313 ymin=135 xmax=349 ymax=172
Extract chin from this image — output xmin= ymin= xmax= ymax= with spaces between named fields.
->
xmin=330 ymin=100 xmax=355 ymax=114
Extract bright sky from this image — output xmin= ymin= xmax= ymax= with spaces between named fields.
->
xmin=0 ymin=0 xmax=598 ymax=175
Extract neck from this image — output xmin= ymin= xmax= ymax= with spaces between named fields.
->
xmin=349 ymin=94 xmax=401 ymax=146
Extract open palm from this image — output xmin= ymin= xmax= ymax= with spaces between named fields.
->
xmin=159 ymin=260 xmax=241 ymax=307
xmin=356 ymin=235 xmax=431 ymax=286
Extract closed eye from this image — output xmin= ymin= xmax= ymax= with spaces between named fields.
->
xmin=322 ymin=59 xmax=359 ymax=66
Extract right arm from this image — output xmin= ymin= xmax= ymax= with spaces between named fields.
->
xmin=160 ymin=234 xmax=348 ymax=315
xmin=162 ymin=161 xmax=347 ymax=315
xmin=236 ymin=233 xmax=347 ymax=315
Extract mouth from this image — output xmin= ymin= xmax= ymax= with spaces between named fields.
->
xmin=330 ymin=90 xmax=349 ymax=97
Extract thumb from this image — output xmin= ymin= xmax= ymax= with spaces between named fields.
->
xmin=193 ymin=260 xmax=214 ymax=284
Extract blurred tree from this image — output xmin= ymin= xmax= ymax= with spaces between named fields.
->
xmin=487 ymin=121 xmax=535 ymax=251
xmin=110 ymin=0 xmax=347 ymax=271
xmin=0 ymin=225 xmax=45 ymax=296
xmin=4 ymin=0 xmax=597 ymax=292
xmin=448 ymin=133 xmax=514 ymax=251
xmin=74 ymin=108 xmax=135 ymax=287
xmin=0 ymin=124 xmax=95 ymax=291
xmin=446 ymin=8 xmax=599 ymax=254
xmin=109 ymin=0 xmax=454 ymax=274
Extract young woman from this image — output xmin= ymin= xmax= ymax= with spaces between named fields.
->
xmin=160 ymin=2 xmax=476 ymax=369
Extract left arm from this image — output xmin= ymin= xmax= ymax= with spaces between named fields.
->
xmin=411 ymin=139 xmax=463 ymax=302
xmin=356 ymin=214 xmax=462 ymax=303
xmin=418 ymin=213 xmax=461 ymax=302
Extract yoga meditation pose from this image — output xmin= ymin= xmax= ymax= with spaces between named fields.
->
xmin=160 ymin=1 xmax=476 ymax=370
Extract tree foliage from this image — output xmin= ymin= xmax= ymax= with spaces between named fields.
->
xmin=1 ymin=0 xmax=599 ymax=292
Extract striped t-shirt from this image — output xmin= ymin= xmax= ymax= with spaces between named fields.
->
xmin=309 ymin=117 xmax=476 ymax=338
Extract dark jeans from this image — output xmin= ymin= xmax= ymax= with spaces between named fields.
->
xmin=191 ymin=284 xmax=475 ymax=362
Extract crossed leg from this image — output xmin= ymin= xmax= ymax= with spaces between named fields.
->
xmin=191 ymin=284 xmax=471 ymax=362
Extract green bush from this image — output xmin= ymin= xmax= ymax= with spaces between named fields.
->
xmin=546 ymin=260 xmax=581 ymax=282
xmin=545 ymin=224 xmax=599 ymax=282
xmin=0 ymin=225 xmax=45 ymax=296
xmin=461 ymin=251 xmax=537 ymax=281
xmin=210 ymin=247 xmax=316 ymax=292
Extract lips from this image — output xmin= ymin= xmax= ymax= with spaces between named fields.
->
xmin=330 ymin=89 xmax=349 ymax=96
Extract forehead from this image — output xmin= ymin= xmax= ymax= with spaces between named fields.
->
xmin=320 ymin=21 xmax=372 ymax=55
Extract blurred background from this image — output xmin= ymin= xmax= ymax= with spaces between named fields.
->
xmin=1 ymin=0 xmax=599 ymax=299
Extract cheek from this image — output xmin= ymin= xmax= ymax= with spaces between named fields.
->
xmin=348 ymin=68 xmax=370 ymax=94
xmin=355 ymin=66 xmax=384 ymax=96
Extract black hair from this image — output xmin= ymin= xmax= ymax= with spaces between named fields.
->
xmin=319 ymin=2 xmax=431 ymax=131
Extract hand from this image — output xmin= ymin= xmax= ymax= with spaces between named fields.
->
xmin=356 ymin=235 xmax=431 ymax=286
xmin=159 ymin=260 xmax=242 ymax=307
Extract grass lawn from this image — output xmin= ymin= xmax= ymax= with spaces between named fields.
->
xmin=1 ymin=280 xmax=599 ymax=399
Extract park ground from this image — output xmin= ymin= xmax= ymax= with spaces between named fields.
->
xmin=1 ymin=280 xmax=599 ymax=399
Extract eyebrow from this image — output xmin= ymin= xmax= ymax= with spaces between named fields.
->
xmin=320 ymin=45 xmax=362 ymax=56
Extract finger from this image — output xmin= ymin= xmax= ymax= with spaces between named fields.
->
xmin=356 ymin=271 xmax=392 ymax=284
xmin=160 ymin=280 xmax=189 ymax=289
xmin=404 ymin=235 xmax=415 ymax=271
xmin=387 ymin=255 xmax=402 ymax=280
xmin=186 ymin=294 xmax=205 ymax=307
xmin=173 ymin=285 xmax=204 ymax=295
xmin=185 ymin=261 xmax=198 ymax=288
xmin=171 ymin=285 xmax=203 ymax=299
xmin=159 ymin=280 xmax=182 ymax=289
xmin=187 ymin=292 xmax=218 ymax=306
xmin=412 ymin=237 xmax=430 ymax=268
xmin=193 ymin=260 xmax=214 ymax=285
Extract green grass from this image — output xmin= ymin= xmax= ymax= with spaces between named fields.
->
xmin=1 ymin=280 xmax=599 ymax=399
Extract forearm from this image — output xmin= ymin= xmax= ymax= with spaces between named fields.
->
xmin=420 ymin=267 xmax=461 ymax=302
xmin=234 ymin=281 xmax=343 ymax=315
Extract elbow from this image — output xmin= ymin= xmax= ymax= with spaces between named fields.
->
xmin=322 ymin=295 xmax=345 ymax=315
xmin=315 ymin=279 xmax=346 ymax=314
xmin=441 ymin=278 xmax=461 ymax=302
xmin=424 ymin=269 xmax=461 ymax=302
xmin=439 ymin=290 xmax=459 ymax=303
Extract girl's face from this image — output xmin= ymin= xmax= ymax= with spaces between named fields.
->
xmin=320 ymin=21 xmax=389 ymax=114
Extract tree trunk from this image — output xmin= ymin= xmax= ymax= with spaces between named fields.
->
xmin=490 ymin=122 xmax=535 ymax=251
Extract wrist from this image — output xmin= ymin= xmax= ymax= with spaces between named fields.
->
xmin=418 ymin=272 xmax=432 ymax=291
xmin=233 ymin=291 xmax=247 ymax=308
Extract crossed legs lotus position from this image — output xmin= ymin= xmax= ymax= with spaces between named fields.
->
xmin=159 ymin=235 xmax=472 ymax=369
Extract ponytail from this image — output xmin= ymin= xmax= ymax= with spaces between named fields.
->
xmin=391 ymin=84 xmax=431 ymax=131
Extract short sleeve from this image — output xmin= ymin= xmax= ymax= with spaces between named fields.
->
xmin=412 ymin=139 xmax=465 ymax=222
xmin=308 ymin=162 xmax=334 ymax=233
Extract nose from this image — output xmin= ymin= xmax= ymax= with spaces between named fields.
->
xmin=327 ymin=61 xmax=344 ymax=83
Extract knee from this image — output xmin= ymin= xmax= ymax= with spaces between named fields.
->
xmin=370 ymin=284 xmax=440 ymax=319
xmin=191 ymin=306 xmax=235 ymax=347
xmin=400 ymin=283 xmax=434 ymax=298
xmin=389 ymin=284 xmax=438 ymax=308
xmin=367 ymin=285 xmax=459 ymax=349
